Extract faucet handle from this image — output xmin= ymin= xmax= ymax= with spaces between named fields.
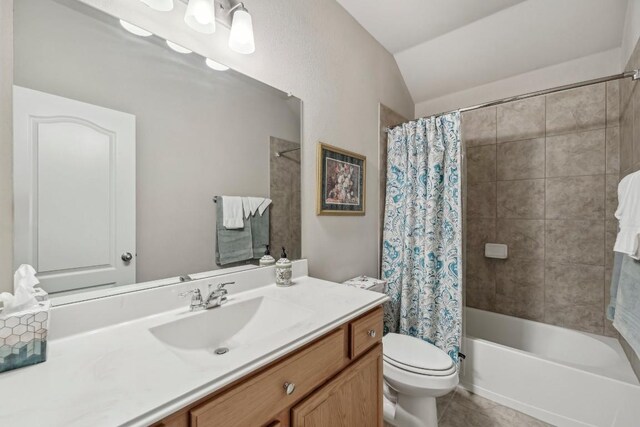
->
xmin=179 ymin=288 xmax=202 ymax=299
xmin=213 ymin=281 xmax=235 ymax=291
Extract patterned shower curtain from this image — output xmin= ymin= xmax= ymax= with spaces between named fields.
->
xmin=382 ymin=112 xmax=462 ymax=363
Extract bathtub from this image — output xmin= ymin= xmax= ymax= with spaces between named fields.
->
xmin=461 ymin=308 xmax=640 ymax=427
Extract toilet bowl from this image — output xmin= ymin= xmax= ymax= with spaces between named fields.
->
xmin=342 ymin=277 xmax=458 ymax=426
xmin=382 ymin=333 xmax=458 ymax=427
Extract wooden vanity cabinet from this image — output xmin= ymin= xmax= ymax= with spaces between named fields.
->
xmin=291 ymin=344 xmax=383 ymax=426
xmin=152 ymin=306 xmax=383 ymax=427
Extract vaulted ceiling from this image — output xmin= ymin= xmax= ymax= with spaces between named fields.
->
xmin=337 ymin=0 xmax=629 ymax=104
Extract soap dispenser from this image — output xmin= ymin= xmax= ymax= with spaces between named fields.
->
xmin=275 ymin=247 xmax=292 ymax=287
xmin=259 ymin=245 xmax=276 ymax=267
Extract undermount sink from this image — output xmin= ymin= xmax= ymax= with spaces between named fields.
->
xmin=149 ymin=296 xmax=313 ymax=364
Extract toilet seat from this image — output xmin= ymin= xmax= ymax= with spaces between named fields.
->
xmin=383 ymin=333 xmax=456 ymax=377
xmin=384 ymin=355 xmax=457 ymax=377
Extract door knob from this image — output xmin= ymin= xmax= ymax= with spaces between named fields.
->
xmin=121 ymin=252 xmax=133 ymax=262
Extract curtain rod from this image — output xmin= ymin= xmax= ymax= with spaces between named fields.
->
xmin=384 ymin=69 xmax=640 ymax=132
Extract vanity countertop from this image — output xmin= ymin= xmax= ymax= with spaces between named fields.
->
xmin=0 ymin=276 xmax=387 ymax=427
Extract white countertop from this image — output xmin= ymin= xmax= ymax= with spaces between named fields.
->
xmin=0 ymin=276 xmax=387 ymax=427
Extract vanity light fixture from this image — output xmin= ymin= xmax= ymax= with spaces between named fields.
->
xmin=185 ymin=0 xmax=216 ymax=34
xmin=120 ymin=20 xmax=153 ymax=37
xmin=140 ymin=0 xmax=174 ymax=12
xmin=205 ymin=58 xmax=230 ymax=71
xmin=166 ymin=40 xmax=193 ymax=53
xmin=228 ymin=3 xmax=255 ymax=54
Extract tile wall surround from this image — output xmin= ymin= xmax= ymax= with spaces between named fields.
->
xmin=270 ymin=137 xmax=302 ymax=260
xmin=464 ymin=79 xmax=619 ymax=336
xmin=617 ymin=38 xmax=640 ymax=380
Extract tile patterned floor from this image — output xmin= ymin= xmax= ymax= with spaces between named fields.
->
xmin=437 ymin=388 xmax=552 ymax=427
xmin=385 ymin=387 xmax=553 ymax=427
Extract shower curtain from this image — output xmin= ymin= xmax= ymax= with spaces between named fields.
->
xmin=382 ymin=112 xmax=462 ymax=363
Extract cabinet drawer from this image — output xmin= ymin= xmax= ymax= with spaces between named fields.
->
xmin=350 ymin=307 xmax=383 ymax=359
xmin=190 ymin=328 xmax=346 ymax=427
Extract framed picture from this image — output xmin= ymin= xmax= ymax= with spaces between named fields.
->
xmin=316 ymin=142 xmax=366 ymax=215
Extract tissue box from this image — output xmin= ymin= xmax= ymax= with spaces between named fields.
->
xmin=0 ymin=300 xmax=50 ymax=373
xmin=343 ymin=275 xmax=387 ymax=292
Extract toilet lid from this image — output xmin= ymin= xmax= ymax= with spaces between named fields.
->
xmin=383 ymin=333 xmax=455 ymax=376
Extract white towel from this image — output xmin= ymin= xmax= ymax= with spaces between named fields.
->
xmin=614 ymin=171 xmax=640 ymax=259
xmin=222 ymin=196 xmax=244 ymax=229
xmin=242 ymin=197 xmax=272 ymax=219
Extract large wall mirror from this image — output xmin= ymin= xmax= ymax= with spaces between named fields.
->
xmin=12 ymin=0 xmax=302 ymax=300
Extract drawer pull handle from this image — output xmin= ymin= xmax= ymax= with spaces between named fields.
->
xmin=283 ymin=382 xmax=296 ymax=395
xmin=368 ymin=329 xmax=377 ymax=338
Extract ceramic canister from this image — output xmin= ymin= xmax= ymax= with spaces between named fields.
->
xmin=275 ymin=253 xmax=292 ymax=286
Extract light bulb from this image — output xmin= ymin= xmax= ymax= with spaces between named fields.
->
xmin=205 ymin=58 xmax=229 ymax=71
xmin=185 ymin=0 xmax=216 ymax=34
xmin=120 ymin=20 xmax=152 ymax=37
xmin=166 ymin=40 xmax=192 ymax=54
xmin=229 ymin=7 xmax=255 ymax=54
xmin=193 ymin=3 xmax=213 ymax=24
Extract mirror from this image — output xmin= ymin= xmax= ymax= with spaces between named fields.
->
xmin=12 ymin=0 xmax=302 ymax=300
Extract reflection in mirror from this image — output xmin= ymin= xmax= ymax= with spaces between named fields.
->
xmin=12 ymin=0 xmax=302 ymax=298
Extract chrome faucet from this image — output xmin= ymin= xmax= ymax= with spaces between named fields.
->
xmin=204 ymin=282 xmax=234 ymax=309
xmin=179 ymin=282 xmax=234 ymax=311
xmin=179 ymin=288 xmax=204 ymax=311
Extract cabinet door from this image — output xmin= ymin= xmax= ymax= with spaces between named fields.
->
xmin=291 ymin=344 xmax=382 ymax=427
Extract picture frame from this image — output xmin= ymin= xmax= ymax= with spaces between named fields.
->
xmin=316 ymin=142 xmax=366 ymax=216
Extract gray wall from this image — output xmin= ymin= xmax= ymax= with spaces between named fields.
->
xmin=0 ymin=0 xmax=415 ymax=293
xmin=0 ymin=0 xmax=12 ymax=292
xmin=61 ymin=0 xmax=415 ymax=288
xmin=14 ymin=0 xmax=300 ymax=283
xmin=464 ymin=81 xmax=620 ymax=337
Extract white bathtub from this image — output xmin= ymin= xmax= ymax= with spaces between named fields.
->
xmin=461 ymin=308 xmax=640 ymax=427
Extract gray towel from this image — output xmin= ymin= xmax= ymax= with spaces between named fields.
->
xmin=251 ymin=208 xmax=270 ymax=259
xmin=215 ymin=198 xmax=253 ymax=266
xmin=215 ymin=198 xmax=271 ymax=266
xmin=612 ymin=255 xmax=640 ymax=357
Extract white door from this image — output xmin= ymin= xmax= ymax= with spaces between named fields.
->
xmin=13 ymin=86 xmax=136 ymax=293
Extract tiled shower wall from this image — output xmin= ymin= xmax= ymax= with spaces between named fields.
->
xmin=270 ymin=137 xmax=301 ymax=260
xmin=464 ymin=81 xmax=620 ymax=336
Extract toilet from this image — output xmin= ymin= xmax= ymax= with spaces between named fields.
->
xmin=344 ymin=277 xmax=459 ymax=427
xmin=382 ymin=333 xmax=458 ymax=427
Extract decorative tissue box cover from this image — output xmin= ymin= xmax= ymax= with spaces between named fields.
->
xmin=0 ymin=300 xmax=50 ymax=373
xmin=344 ymin=275 xmax=387 ymax=291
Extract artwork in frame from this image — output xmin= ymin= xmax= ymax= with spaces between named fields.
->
xmin=316 ymin=142 xmax=366 ymax=215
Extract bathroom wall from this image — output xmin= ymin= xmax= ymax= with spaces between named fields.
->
xmin=0 ymin=0 xmax=414 ymax=292
xmin=270 ymin=137 xmax=301 ymax=260
xmin=415 ymin=48 xmax=621 ymax=118
xmin=0 ymin=1 xmax=12 ymax=295
xmin=618 ymin=29 xmax=640 ymax=380
xmin=464 ymin=81 xmax=620 ymax=336
xmin=622 ymin=0 xmax=640 ymax=69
